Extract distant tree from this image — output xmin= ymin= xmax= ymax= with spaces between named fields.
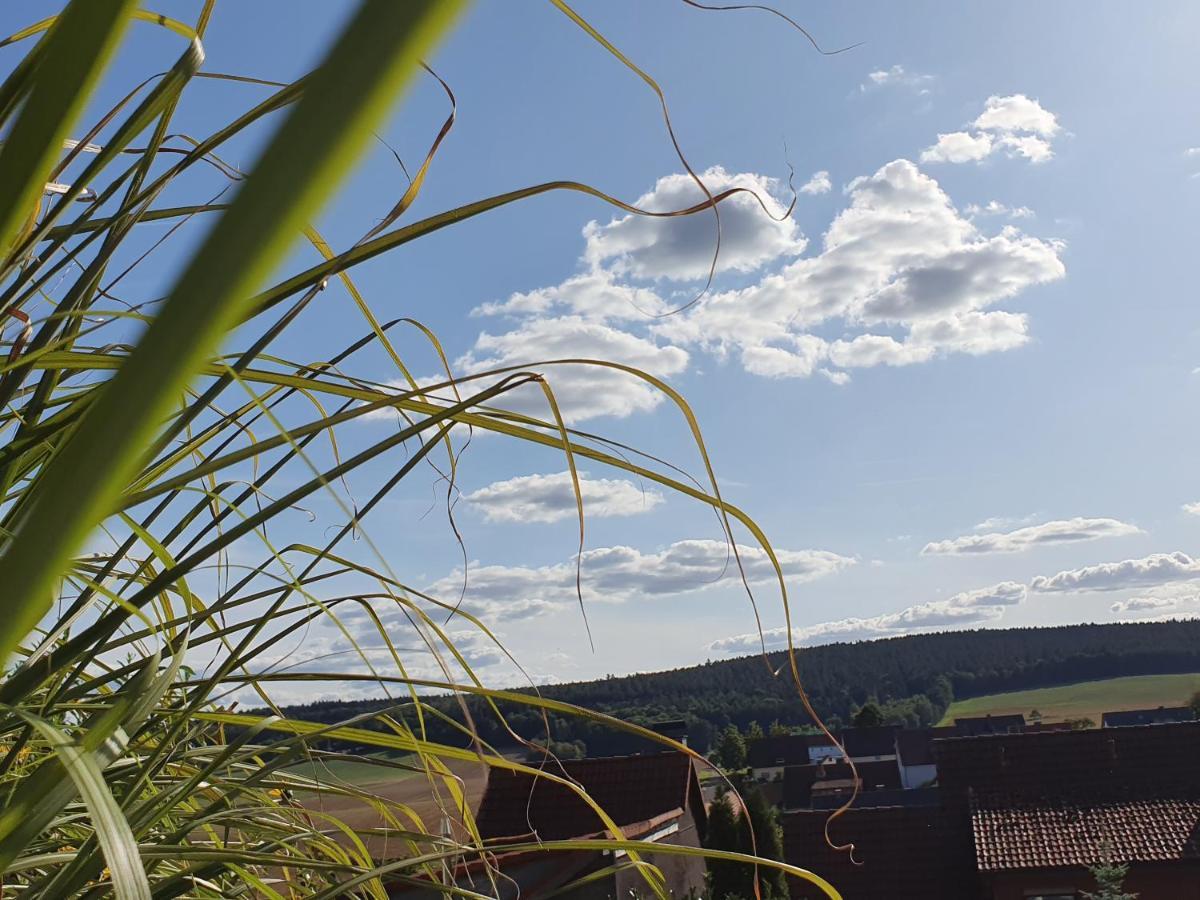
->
xmin=1029 ymin=708 xmax=1043 ymax=723
xmin=1188 ymin=690 xmax=1200 ymax=720
xmin=746 ymin=720 xmax=765 ymax=740
xmin=768 ymin=719 xmax=790 ymax=737
xmin=704 ymin=788 xmax=787 ymax=900
xmin=704 ymin=794 xmax=745 ymax=900
xmin=1082 ymin=846 xmax=1137 ymax=900
xmin=714 ymin=725 xmax=747 ymax=771
xmin=929 ymin=674 xmax=954 ymax=710
xmin=742 ymin=785 xmax=788 ymax=899
xmin=1067 ymin=716 xmax=1096 ymax=730
xmin=852 ymin=701 xmax=885 ymax=729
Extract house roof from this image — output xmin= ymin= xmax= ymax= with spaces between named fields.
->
xmin=473 ymin=752 xmax=705 ymax=843
xmin=746 ymin=734 xmax=830 ymax=768
xmin=840 ymin=726 xmax=898 ymax=758
xmin=953 ymin=714 xmax=1026 ymax=736
xmin=783 ymin=759 xmax=901 ymax=808
xmin=1101 ymin=706 xmax=1195 ymax=728
xmin=784 ymin=805 xmax=974 ymax=899
xmin=896 ymin=729 xmax=937 ymax=766
xmin=935 ymin=721 xmax=1200 ymax=805
xmin=972 ymin=797 xmax=1200 ymax=871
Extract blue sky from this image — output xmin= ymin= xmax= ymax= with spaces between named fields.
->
xmin=8 ymin=2 xmax=1200 ymax=698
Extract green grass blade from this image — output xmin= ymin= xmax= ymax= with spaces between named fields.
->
xmin=0 ymin=0 xmax=137 ymax=259
xmin=0 ymin=0 xmax=465 ymax=665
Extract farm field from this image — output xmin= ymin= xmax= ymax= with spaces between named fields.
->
xmin=938 ymin=673 xmax=1200 ymax=726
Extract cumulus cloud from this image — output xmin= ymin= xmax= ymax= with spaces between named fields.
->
xmin=1183 ymin=501 xmax=1200 ymax=515
xmin=464 ymin=471 xmax=663 ymax=524
xmin=921 ymin=132 xmax=993 ymax=164
xmin=1031 ymin=551 xmax=1200 ymax=593
xmin=582 ymin=166 xmax=806 ymax=281
xmin=965 ymin=201 xmax=1034 ymax=219
xmin=708 ymin=580 xmax=1024 ymax=654
xmin=425 ymin=539 xmax=855 ymax=622
xmin=922 ymin=517 xmax=1141 ymax=556
xmin=1110 ymin=596 xmax=1178 ymax=614
xmin=799 ymin=170 xmax=832 ymax=195
xmin=472 ymin=270 xmax=667 ymax=321
xmin=860 ymin=65 xmax=933 ymax=94
xmin=454 ymin=124 xmax=1065 ymax=407
xmin=451 ymin=316 xmax=688 ymax=422
xmin=922 ymin=94 xmax=1061 ymax=165
xmin=655 ymin=159 xmax=1064 ymax=379
xmin=974 ymin=515 xmax=1029 ymax=531
xmin=974 ymin=94 xmax=1060 ymax=137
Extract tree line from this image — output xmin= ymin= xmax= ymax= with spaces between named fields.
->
xmin=281 ymin=619 xmax=1200 ymax=755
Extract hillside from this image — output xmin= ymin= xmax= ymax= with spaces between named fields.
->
xmin=939 ymin=672 xmax=1200 ymax=726
xmin=288 ymin=619 xmax=1200 ymax=754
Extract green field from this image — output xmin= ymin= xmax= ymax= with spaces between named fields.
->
xmin=939 ymin=673 xmax=1200 ymax=726
xmin=283 ymin=755 xmax=418 ymax=787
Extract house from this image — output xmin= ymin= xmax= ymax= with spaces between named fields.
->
xmin=785 ymin=804 xmax=969 ymax=899
xmin=747 ymin=733 xmax=839 ymax=778
xmin=391 ymin=752 xmax=707 ymax=900
xmin=938 ymin=722 xmax=1200 ymax=898
xmin=953 ymin=713 xmax=1025 ymax=736
xmin=839 ymin=726 xmax=898 ymax=761
xmin=781 ymin=759 xmax=902 ymax=810
xmin=1101 ymin=705 xmax=1195 ymax=727
xmin=782 ymin=722 xmax=1200 ymax=898
xmin=895 ymin=728 xmax=941 ymax=789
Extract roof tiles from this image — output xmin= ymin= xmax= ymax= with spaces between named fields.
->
xmin=973 ymin=797 xmax=1200 ymax=871
xmin=473 ymin=751 xmax=703 ymax=843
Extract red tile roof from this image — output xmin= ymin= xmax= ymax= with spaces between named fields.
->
xmin=973 ymin=797 xmax=1200 ymax=871
xmin=784 ymin=805 xmax=974 ymax=899
xmin=935 ymin=721 xmax=1200 ymax=804
xmin=473 ymin=752 xmax=704 ymax=843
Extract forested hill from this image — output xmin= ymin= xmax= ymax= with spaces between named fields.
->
xmin=286 ymin=619 xmax=1200 ymax=755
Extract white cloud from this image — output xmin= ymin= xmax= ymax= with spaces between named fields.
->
xmin=472 ymin=270 xmax=667 ymax=321
xmin=582 ymin=166 xmax=806 ymax=281
xmin=998 ymin=133 xmax=1055 ymax=163
xmin=921 ymin=94 xmax=1061 ymax=165
xmin=860 ymin=65 xmax=933 ymax=93
xmin=799 ymin=170 xmax=832 ymax=195
xmin=1110 ymin=596 xmax=1178 ymax=614
xmin=426 ymin=539 xmax=855 ymax=622
xmin=922 ymin=517 xmax=1142 ymax=556
xmin=451 ymin=316 xmax=689 ymax=422
xmin=464 ymin=471 xmax=663 ymax=524
xmin=965 ymin=201 xmax=1034 ymax=220
xmin=1186 ymin=148 xmax=1200 ymax=157
xmin=1031 ymin=551 xmax=1200 ymax=593
xmin=921 ymin=131 xmax=993 ymax=164
xmin=708 ymin=580 xmax=1024 ymax=654
xmin=974 ymin=94 xmax=1060 ymax=137
xmin=1183 ymin=501 xmax=1200 ymax=515
xmin=656 ymin=159 xmax=1065 ymax=379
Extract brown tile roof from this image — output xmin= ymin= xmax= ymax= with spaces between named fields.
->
xmin=935 ymin=721 xmax=1200 ymax=805
xmin=840 ymin=726 xmax=898 ymax=758
xmin=953 ymin=713 xmax=1025 ymax=736
xmin=473 ymin=752 xmax=704 ymax=843
xmin=784 ymin=805 xmax=974 ymax=899
xmin=896 ymin=729 xmax=936 ymax=766
xmin=1102 ymin=706 xmax=1195 ymax=727
xmin=783 ymin=759 xmax=901 ymax=808
xmin=972 ymin=797 xmax=1200 ymax=871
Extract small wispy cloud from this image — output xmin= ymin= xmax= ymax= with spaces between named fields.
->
xmin=860 ymin=64 xmax=933 ymax=94
xmin=799 ymin=170 xmax=832 ymax=195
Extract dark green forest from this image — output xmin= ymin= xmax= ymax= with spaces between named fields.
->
xmin=284 ymin=620 xmax=1200 ymax=755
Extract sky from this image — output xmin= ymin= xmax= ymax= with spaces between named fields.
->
xmin=6 ymin=2 xmax=1200 ymax=700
